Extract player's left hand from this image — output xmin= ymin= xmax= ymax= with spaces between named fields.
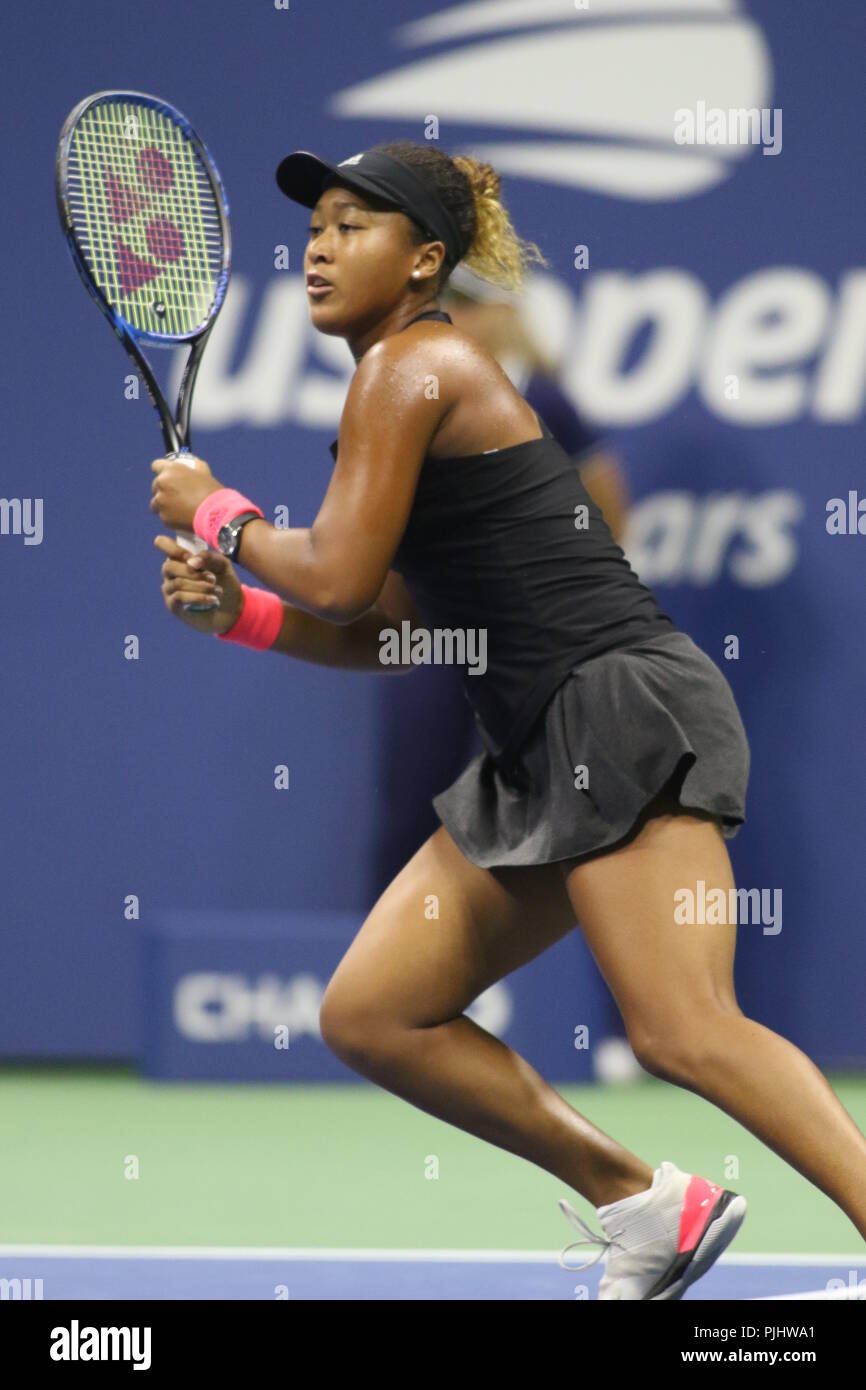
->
xmin=150 ymin=455 xmax=224 ymax=531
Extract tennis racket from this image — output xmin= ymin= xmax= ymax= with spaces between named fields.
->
xmin=56 ymin=90 xmax=232 ymax=607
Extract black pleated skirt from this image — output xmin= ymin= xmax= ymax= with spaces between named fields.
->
xmin=432 ymin=631 xmax=750 ymax=869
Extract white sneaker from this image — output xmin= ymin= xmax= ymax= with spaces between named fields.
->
xmin=558 ymin=1160 xmax=747 ymax=1300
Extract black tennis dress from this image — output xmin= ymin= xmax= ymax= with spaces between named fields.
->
xmin=331 ymin=308 xmax=750 ymax=869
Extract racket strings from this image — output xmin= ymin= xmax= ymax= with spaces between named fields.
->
xmin=65 ymin=99 xmax=225 ymax=338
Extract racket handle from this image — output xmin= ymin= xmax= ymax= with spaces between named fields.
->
xmin=174 ymin=528 xmax=208 ymax=556
xmin=168 ymin=451 xmax=213 ymax=612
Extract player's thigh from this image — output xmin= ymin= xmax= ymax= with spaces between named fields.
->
xmin=321 ymin=825 xmax=577 ymax=1035
xmin=557 ymin=800 xmax=741 ymax=1050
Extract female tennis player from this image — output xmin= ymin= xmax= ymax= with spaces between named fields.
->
xmin=151 ymin=141 xmax=866 ymax=1299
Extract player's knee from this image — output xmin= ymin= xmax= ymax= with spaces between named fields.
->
xmin=318 ymin=991 xmax=364 ymax=1060
xmin=319 ymin=986 xmax=385 ymax=1064
xmin=625 ymin=1001 xmax=742 ymax=1083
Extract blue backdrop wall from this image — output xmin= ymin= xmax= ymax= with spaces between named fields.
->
xmin=1 ymin=0 xmax=863 ymax=1071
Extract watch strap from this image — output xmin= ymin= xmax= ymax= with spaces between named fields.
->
xmin=193 ymin=489 xmax=263 ymax=549
xmin=223 ymin=511 xmax=262 ymax=557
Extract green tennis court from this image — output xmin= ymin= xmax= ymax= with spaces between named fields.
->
xmin=3 ymin=1065 xmax=864 ymax=1300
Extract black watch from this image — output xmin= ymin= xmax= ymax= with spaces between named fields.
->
xmin=217 ymin=511 xmax=262 ymax=560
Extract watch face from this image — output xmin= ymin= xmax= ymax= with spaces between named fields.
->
xmin=217 ymin=523 xmax=236 ymax=556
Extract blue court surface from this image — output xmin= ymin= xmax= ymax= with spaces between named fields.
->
xmin=2 ymin=1247 xmax=865 ymax=1300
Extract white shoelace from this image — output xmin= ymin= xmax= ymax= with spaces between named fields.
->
xmin=557 ymin=1198 xmax=627 ymax=1272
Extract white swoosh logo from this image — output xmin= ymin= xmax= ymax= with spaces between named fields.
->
xmin=328 ymin=1 xmax=772 ymax=200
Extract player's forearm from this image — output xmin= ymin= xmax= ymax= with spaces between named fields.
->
xmin=235 ymin=519 xmax=335 ymax=618
xmin=268 ymin=600 xmax=413 ymax=673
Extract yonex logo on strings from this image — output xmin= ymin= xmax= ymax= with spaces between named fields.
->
xmin=103 ymin=146 xmax=185 ymax=295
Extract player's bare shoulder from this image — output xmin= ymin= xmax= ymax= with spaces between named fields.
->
xmin=387 ymin=314 xmax=496 ymax=399
xmin=404 ymin=313 xmax=486 ymax=364
xmin=355 ymin=314 xmax=509 ymax=456
xmin=392 ymin=315 xmax=539 ymax=456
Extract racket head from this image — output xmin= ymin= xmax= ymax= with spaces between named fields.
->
xmin=56 ymin=90 xmax=231 ymax=347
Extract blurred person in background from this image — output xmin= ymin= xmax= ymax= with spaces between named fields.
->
xmin=444 ymin=265 xmax=628 ymax=545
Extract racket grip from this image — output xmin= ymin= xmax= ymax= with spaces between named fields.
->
xmin=168 ymin=452 xmax=213 ymax=612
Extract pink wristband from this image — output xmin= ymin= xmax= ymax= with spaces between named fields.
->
xmin=216 ymin=585 xmax=284 ymax=650
xmin=193 ymin=488 xmax=263 ymax=549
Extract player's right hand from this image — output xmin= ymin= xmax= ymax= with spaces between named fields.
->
xmin=154 ymin=535 xmax=244 ymax=634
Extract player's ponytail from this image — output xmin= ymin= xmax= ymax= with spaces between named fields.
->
xmin=451 ymin=154 xmax=549 ymax=290
xmin=369 ymin=140 xmax=550 ymax=292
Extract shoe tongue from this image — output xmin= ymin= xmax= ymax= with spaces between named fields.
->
xmin=655 ymin=1161 xmax=679 ymax=1188
xmin=597 ymin=1166 xmax=667 ymax=1223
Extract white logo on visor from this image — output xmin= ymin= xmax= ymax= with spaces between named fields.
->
xmin=338 ymin=153 xmax=365 ymax=166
